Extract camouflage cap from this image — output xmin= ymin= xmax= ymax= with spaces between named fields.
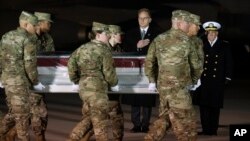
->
xmin=189 ymin=13 xmax=201 ymax=25
xmin=172 ymin=9 xmax=191 ymax=22
xmin=19 ymin=11 xmax=38 ymax=25
xmin=108 ymin=25 xmax=124 ymax=34
xmin=92 ymin=22 xmax=109 ymax=33
xmin=34 ymin=12 xmax=53 ymax=22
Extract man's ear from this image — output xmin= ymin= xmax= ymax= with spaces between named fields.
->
xmin=149 ymin=18 xmax=152 ymax=23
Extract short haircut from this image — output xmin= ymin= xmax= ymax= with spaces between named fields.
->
xmin=138 ymin=8 xmax=151 ymax=17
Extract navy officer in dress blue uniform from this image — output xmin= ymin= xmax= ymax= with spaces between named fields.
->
xmin=198 ymin=21 xmax=233 ymax=135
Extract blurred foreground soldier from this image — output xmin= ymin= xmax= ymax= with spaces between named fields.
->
xmin=34 ymin=12 xmax=55 ymax=52
xmin=80 ymin=25 xmax=124 ymax=141
xmin=0 ymin=11 xmax=43 ymax=141
xmin=67 ymin=22 xmax=118 ymax=141
xmin=198 ymin=21 xmax=233 ymax=135
xmin=187 ymin=14 xmax=204 ymax=104
xmin=144 ymin=10 xmax=202 ymax=141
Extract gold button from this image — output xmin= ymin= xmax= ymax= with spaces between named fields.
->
xmin=206 ymin=54 xmax=209 ymax=57
xmin=204 ymin=74 xmax=206 ymax=76
xmin=205 ymin=61 xmax=208 ymax=63
xmin=213 ymin=75 xmax=216 ymax=77
xmin=216 ymin=55 xmax=218 ymax=57
xmin=214 ymin=68 xmax=217 ymax=71
xmin=215 ymin=61 xmax=218 ymax=64
xmin=204 ymin=68 xmax=207 ymax=70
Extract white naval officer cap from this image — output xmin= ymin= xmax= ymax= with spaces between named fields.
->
xmin=202 ymin=21 xmax=221 ymax=31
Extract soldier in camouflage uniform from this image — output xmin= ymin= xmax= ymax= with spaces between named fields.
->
xmin=144 ymin=10 xmax=203 ymax=141
xmin=187 ymin=13 xmax=204 ymax=103
xmin=26 ymin=11 xmax=55 ymax=141
xmin=67 ymin=22 xmax=118 ymax=141
xmin=188 ymin=14 xmax=204 ymax=68
xmin=34 ymin=12 xmax=55 ymax=52
xmin=107 ymin=25 xmax=124 ymax=141
xmin=109 ymin=25 xmax=124 ymax=53
xmin=81 ymin=25 xmax=124 ymax=141
xmin=0 ymin=11 xmax=40 ymax=141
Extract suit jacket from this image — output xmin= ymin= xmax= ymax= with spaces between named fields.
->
xmin=123 ymin=25 xmax=161 ymax=55
xmin=199 ymin=38 xmax=233 ymax=108
xmin=121 ymin=25 xmax=161 ymax=106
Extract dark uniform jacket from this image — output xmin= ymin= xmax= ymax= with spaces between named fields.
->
xmin=199 ymin=38 xmax=233 ymax=108
xmin=121 ymin=25 xmax=162 ymax=106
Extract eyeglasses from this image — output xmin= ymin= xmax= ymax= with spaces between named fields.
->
xmin=138 ymin=17 xmax=150 ymax=20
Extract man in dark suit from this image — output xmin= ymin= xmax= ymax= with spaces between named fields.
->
xmin=121 ymin=8 xmax=162 ymax=133
xmin=198 ymin=21 xmax=233 ymax=135
xmin=123 ymin=8 xmax=161 ymax=55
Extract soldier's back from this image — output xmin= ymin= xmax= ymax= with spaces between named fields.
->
xmin=0 ymin=28 xmax=32 ymax=86
xmin=146 ymin=28 xmax=198 ymax=88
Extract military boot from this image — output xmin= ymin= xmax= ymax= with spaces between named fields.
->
xmin=34 ymin=134 xmax=46 ymax=141
xmin=5 ymin=128 xmax=16 ymax=141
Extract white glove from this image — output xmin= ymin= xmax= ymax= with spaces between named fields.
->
xmin=0 ymin=81 xmax=4 ymax=88
xmin=72 ymin=84 xmax=79 ymax=92
xmin=189 ymin=79 xmax=201 ymax=91
xmin=111 ymin=85 xmax=119 ymax=92
xmin=148 ymin=83 xmax=156 ymax=92
xmin=33 ymin=82 xmax=46 ymax=91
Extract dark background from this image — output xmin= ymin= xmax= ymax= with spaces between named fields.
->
xmin=0 ymin=0 xmax=250 ymax=79
xmin=0 ymin=1 xmax=249 ymax=140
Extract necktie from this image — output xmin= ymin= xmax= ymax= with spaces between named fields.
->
xmin=141 ymin=30 xmax=146 ymax=39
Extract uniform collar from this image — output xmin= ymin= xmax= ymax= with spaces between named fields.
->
xmin=209 ymin=37 xmax=218 ymax=47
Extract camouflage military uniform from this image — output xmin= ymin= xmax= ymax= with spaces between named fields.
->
xmin=0 ymin=110 xmax=4 ymax=140
xmin=144 ymin=27 xmax=202 ymax=141
xmin=35 ymin=11 xmax=55 ymax=52
xmin=99 ymin=44 xmax=124 ymax=141
xmin=36 ymin=33 xmax=55 ymax=52
xmin=29 ymin=91 xmax=48 ymax=140
xmin=190 ymin=36 xmax=204 ymax=69
xmin=0 ymin=110 xmax=3 ymax=126
xmin=0 ymin=26 xmax=38 ymax=141
xmin=67 ymin=38 xmax=118 ymax=141
xmin=80 ymin=25 xmax=124 ymax=141
xmin=27 ymin=12 xmax=55 ymax=141
xmin=107 ymin=25 xmax=124 ymax=141
xmin=189 ymin=13 xmax=204 ymax=68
